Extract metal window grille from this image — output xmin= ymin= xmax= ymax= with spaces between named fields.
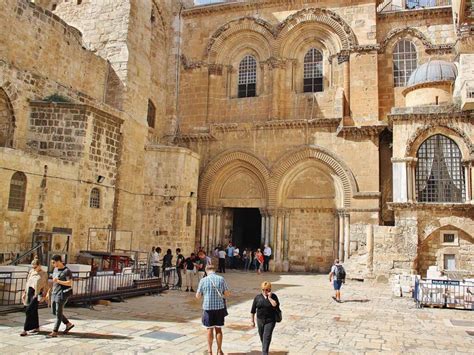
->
xmin=415 ymin=135 xmax=465 ymax=203
xmin=393 ymin=40 xmax=417 ymax=87
xmin=238 ymin=55 xmax=257 ymax=98
xmin=8 ymin=172 xmax=26 ymax=211
xmin=443 ymin=233 xmax=455 ymax=243
xmin=90 ymin=188 xmax=101 ymax=208
xmin=303 ymin=48 xmax=323 ymax=93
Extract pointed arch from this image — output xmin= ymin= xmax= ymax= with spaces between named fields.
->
xmin=379 ymin=27 xmax=433 ymax=53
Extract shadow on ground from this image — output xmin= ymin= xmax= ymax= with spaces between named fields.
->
xmin=33 ymin=330 xmax=132 ymax=340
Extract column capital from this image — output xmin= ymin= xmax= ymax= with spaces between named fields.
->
xmin=336 ymin=209 xmax=350 ymax=217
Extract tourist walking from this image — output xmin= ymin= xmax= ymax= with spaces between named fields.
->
xmin=329 ymin=259 xmax=346 ymax=303
xmin=263 ymin=244 xmax=272 ymax=272
xmin=196 ymin=251 xmax=207 ymax=283
xmin=255 ymin=249 xmax=264 ymax=274
xmin=226 ymin=242 xmax=235 ymax=269
xmin=176 ymin=248 xmax=185 ymax=289
xmin=218 ymin=247 xmax=226 ymax=273
xmin=251 ymin=281 xmax=280 ymax=355
xmin=243 ymin=248 xmax=251 ymax=271
xmin=20 ymin=258 xmax=48 ymax=336
xmin=196 ymin=264 xmax=230 ymax=355
xmin=233 ymin=245 xmax=240 ymax=269
xmin=46 ymin=255 xmax=74 ymax=337
xmin=184 ymin=253 xmax=197 ymax=292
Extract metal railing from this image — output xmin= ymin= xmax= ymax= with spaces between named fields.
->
xmin=0 ymin=271 xmax=28 ymax=306
xmin=378 ymin=0 xmax=452 ymax=12
xmin=414 ymin=279 xmax=474 ymax=310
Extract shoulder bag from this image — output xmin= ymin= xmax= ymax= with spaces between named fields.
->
xmin=209 ymin=277 xmax=228 ymax=317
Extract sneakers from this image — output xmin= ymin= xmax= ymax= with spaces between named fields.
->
xmin=185 ymin=288 xmax=189 ymax=292
xmin=190 ymin=288 xmax=195 ymax=292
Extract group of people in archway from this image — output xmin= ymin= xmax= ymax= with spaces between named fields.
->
xmin=214 ymin=242 xmax=272 ymax=274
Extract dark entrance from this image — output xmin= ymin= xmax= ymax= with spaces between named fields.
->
xmin=232 ymin=208 xmax=261 ymax=250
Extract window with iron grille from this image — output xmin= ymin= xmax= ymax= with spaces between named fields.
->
xmin=90 ymin=188 xmax=101 ymax=208
xmin=303 ymin=48 xmax=323 ymax=93
xmin=8 ymin=171 xmax=26 ymax=211
xmin=443 ymin=233 xmax=455 ymax=243
xmin=238 ymin=55 xmax=257 ymax=98
xmin=415 ymin=135 xmax=465 ymax=203
xmin=393 ymin=40 xmax=417 ymax=87
xmin=147 ymin=99 xmax=156 ymax=128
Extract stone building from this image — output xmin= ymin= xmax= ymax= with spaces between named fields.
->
xmin=0 ymin=0 xmax=472 ymax=279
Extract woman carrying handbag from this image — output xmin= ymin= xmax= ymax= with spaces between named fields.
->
xmin=20 ymin=258 xmax=49 ymax=336
xmin=250 ymin=281 xmax=281 ymax=355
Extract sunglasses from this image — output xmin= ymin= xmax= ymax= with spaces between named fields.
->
xmin=262 ymin=288 xmax=271 ymax=292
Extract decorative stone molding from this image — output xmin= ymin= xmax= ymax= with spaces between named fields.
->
xmin=255 ymin=118 xmax=341 ymax=130
xmin=199 ymin=150 xmax=271 ymax=208
xmin=379 ymin=27 xmax=454 ymax=54
xmin=377 ymin=6 xmax=452 ymax=21
xmin=403 ymin=123 xmax=473 ymax=157
xmin=336 ymin=124 xmax=388 ymax=139
xmin=275 ymin=8 xmax=358 ymax=51
xmin=260 ymin=56 xmax=288 ymax=69
xmin=389 ymin=202 xmax=474 ymax=212
xmin=353 ymin=192 xmax=382 ymax=200
xmin=174 ymin=132 xmax=217 ymax=143
xmin=269 ymin=145 xmax=359 ymax=208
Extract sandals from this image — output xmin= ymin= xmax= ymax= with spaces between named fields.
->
xmin=46 ymin=332 xmax=58 ymax=338
xmin=63 ymin=324 xmax=75 ymax=334
xmin=20 ymin=331 xmax=27 ymax=337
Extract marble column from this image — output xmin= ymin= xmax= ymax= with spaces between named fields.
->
xmin=282 ymin=212 xmax=290 ymax=272
xmin=463 ymin=161 xmax=472 ymax=203
xmin=338 ymin=211 xmax=344 ymax=261
xmin=208 ymin=213 xmax=215 ymax=253
xmin=366 ymin=224 xmax=374 ymax=273
xmin=200 ymin=212 xmax=208 ymax=251
xmin=343 ymin=213 xmax=350 ymax=261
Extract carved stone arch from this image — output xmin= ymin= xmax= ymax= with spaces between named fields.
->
xmin=421 ymin=223 xmax=474 ymax=244
xmin=199 ymin=150 xmax=270 ymax=208
xmin=0 ymin=87 xmax=16 ymax=148
xmin=206 ymin=17 xmax=275 ymax=63
xmin=379 ymin=27 xmax=433 ymax=53
xmin=269 ymin=145 xmax=358 ymax=208
xmin=405 ymin=125 xmax=473 ymax=158
xmin=275 ymin=8 xmax=358 ymax=56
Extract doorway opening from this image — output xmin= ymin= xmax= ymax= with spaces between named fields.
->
xmin=231 ymin=208 xmax=261 ymax=250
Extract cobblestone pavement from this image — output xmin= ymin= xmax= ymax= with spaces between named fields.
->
xmin=1 ymin=271 xmax=473 ymax=354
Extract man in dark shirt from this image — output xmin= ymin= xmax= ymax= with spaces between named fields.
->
xmin=175 ymin=248 xmax=185 ymax=289
xmin=46 ymin=254 xmax=74 ymax=337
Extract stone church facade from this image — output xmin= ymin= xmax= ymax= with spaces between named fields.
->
xmin=0 ymin=0 xmax=473 ymax=279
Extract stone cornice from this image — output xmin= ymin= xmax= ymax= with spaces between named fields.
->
xmin=174 ymin=132 xmax=217 ymax=143
xmin=377 ymin=6 xmax=452 ymax=21
xmin=401 ymin=80 xmax=454 ymax=96
xmin=336 ymin=123 xmax=388 ymax=138
xmin=388 ymin=108 xmax=473 ymax=124
xmin=255 ymin=118 xmax=341 ymax=130
xmin=353 ymin=192 xmax=381 ymax=199
xmin=389 ymin=202 xmax=474 ymax=211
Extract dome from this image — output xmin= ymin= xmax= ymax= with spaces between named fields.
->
xmin=407 ymin=60 xmax=457 ymax=87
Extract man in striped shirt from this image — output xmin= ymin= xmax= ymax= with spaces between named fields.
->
xmin=196 ymin=264 xmax=230 ymax=355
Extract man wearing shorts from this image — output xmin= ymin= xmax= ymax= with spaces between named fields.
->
xmin=329 ymin=259 xmax=346 ymax=303
xmin=196 ymin=264 xmax=230 ymax=355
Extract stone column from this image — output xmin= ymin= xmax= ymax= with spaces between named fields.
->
xmin=208 ymin=213 xmax=215 ymax=253
xmin=200 ymin=212 xmax=209 ymax=250
xmin=343 ymin=213 xmax=350 ymax=261
xmin=265 ymin=213 xmax=271 ymax=246
xmin=269 ymin=213 xmax=275 ymax=248
xmin=338 ymin=52 xmax=351 ymax=123
xmin=260 ymin=209 xmax=267 ymax=245
xmin=282 ymin=211 xmax=290 ymax=272
xmin=463 ymin=161 xmax=472 ymax=203
xmin=215 ymin=212 xmax=222 ymax=247
xmin=406 ymin=158 xmax=417 ymax=203
xmin=338 ymin=211 xmax=345 ymax=261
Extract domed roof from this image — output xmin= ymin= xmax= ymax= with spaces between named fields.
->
xmin=407 ymin=60 xmax=457 ymax=87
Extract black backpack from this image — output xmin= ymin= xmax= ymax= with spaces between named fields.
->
xmin=335 ymin=265 xmax=346 ymax=281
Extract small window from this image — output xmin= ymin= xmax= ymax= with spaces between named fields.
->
xmin=440 ymin=231 xmax=458 ymax=246
xmin=443 ymin=254 xmax=456 ymax=271
xmin=393 ymin=40 xmax=417 ymax=87
xmin=303 ymin=48 xmax=323 ymax=93
xmin=186 ymin=202 xmax=192 ymax=227
xmin=238 ymin=55 xmax=257 ymax=98
xmin=147 ymin=99 xmax=156 ymax=128
xmin=51 ymin=3 xmax=57 ymax=11
xmin=90 ymin=188 xmax=101 ymax=208
xmin=8 ymin=172 xmax=27 ymax=212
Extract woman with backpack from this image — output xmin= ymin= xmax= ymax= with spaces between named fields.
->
xmin=250 ymin=281 xmax=281 ymax=355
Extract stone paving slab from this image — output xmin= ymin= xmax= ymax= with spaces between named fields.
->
xmin=0 ymin=271 xmax=473 ymax=354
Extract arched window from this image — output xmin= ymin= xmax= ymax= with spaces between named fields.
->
xmin=238 ymin=55 xmax=257 ymax=98
xmin=186 ymin=202 xmax=192 ymax=227
xmin=393 ymin=40 xmax=417 ymax=87
xmin=90 ymin=188 xmax=101 ymax=208
xmin=0 ymin=88 xmax=15 ymax=148
xmin=147 ymin=99 xmax=156 ymax=128
xmin=8 ymin=172 xmax=26 ymax=211
xmin=303 ymin=48 xmax=323 ymax=93
xmin=416 ymin=135 xmax=465 ymax=203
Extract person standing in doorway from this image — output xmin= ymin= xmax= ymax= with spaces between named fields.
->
xmin=233 ymin=245 xmax=240 ymax=269
xmin=196 ymin=264 xmax=230 ymax=355
xmin=329 ymin=259 xmax=346 ymax=303
xmin=251 ymin=281 xmax=280 ymax=355
xmin=20 ymin=258 xmax=48 ymax=336
xmin=218 ymin=247 xmax=226 ymax=273
xmin=255 ymin=249 xmax=264 ymax=274
xmin=151 ymin=246 xmax=160 ymax=278
xmin=175 ymin=248 xmax=185 ymax=289
xmin=46 ymin=255 xmax=74 ymax=337
xmin=263 ymin=244 xmax=272 ymax=272
xmin=243 ymin=248 xmax=251 ymax=271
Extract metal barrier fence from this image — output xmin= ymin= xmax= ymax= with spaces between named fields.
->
xmin=414 ymin=279 xmax=474 ymax=310
xmin=0 ymin=267 xmax=166 ymax=309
